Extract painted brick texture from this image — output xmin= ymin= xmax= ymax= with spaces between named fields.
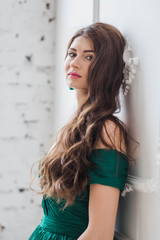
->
xmin=0 ymin=0 xmax=56 ymax=239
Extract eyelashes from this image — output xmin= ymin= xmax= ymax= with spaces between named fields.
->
xmin=68 ymin=53 xmax=76 ymax=57
xmin=86 ymin=56 xmax=93 ymax=60
xmin=68 ymin=52 xmax=94 ymax=61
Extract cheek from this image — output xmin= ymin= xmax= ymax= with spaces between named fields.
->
xmin=84 ymin=63 xmax=91 ymax=76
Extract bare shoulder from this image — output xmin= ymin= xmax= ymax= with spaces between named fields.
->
xmin=94 ymin=119 xmax=127 ymax=154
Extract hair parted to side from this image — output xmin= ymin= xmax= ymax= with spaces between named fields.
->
xmin=30 ymin=22 xmax=139 ymax=209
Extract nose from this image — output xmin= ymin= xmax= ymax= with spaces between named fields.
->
xmin=70 ymin=56 xmax=81 ymax=68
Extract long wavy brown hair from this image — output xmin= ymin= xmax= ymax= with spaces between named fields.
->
xmin=31 ymin=22 xmax=139 ymax=209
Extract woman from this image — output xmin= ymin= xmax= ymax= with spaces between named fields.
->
xmin=29 ymin=22 xmax=137 ymax=240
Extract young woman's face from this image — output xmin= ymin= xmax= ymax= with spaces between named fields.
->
xmin=64 ymin=36 xmax=94 ymax=90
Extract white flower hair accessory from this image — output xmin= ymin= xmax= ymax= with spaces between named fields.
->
xmin=122 ymin=38 xmax=140 ymax=96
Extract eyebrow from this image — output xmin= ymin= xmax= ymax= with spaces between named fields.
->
xmin=69 ymin=47 xmax=94 ymax=53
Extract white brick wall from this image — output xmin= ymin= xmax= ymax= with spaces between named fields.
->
xmin=0 ymin=0 xmax=56 ymax=239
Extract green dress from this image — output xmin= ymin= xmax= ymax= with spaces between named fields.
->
xmin=29 ymin=149 xmax=128 ymax=240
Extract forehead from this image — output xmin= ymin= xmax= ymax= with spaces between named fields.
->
xmin=69 ymin=36 xmax=94 ymax=51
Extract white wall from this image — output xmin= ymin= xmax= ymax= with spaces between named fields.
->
xmin=99 ymin=0 xmax=160 ymax=239
xmin=1 ymin=0 xmax=159 ymax=239
xmin=0 ymin=1 xmax=56 ymax=239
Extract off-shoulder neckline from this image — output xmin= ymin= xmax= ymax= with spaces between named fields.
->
xmin=91 ymin=148 xmax=127 ymax=158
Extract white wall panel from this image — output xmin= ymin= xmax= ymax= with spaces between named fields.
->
xmin=100 ymin=0 xmax=159 ymax=178
xmin=99 ymin=1 xmax=160 ymax=239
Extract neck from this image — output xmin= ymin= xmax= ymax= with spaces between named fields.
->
xmin=75 ymin=89 xmax=88 ymax=109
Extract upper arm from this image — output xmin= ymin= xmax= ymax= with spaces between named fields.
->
xmin=86 ymin=120 xmax=126 ymax=239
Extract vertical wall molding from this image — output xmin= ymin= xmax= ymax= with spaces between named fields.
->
xmin=93 ymin=0 xmax=100 ymax=22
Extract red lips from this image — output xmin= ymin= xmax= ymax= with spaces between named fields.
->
xmin=68 ymin=72 xmax=82 ymax=77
